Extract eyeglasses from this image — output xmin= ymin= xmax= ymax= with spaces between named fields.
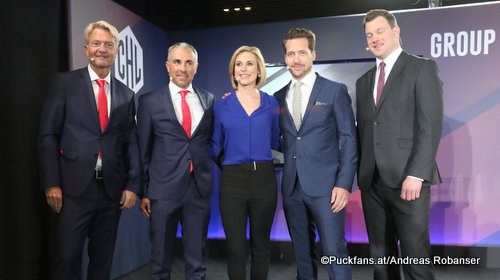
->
xmin=87 ymin=40 xmax=115 ymax=50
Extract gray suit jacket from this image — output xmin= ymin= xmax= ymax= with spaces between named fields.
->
xmin=356 ymin=51 xmax=443 ymax=189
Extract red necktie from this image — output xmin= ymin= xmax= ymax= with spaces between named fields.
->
xmin=96 ymin=79 xmax=108 ymax=132
xmin=179 ymin=89 xmax=193 ymax=172
xmin=376 ymin=61 xmax=385 ymax=105
xmin=179 ymin=89 xmax=192 ymax=138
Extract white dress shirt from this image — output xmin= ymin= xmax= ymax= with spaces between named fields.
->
xmin=372 ymin=47 xmax=403 ymax=103
xmin=88 ymin=65 xmax=111 ymax=117
xmin=88 ymin=66 xmax=111 ymax=169
xmin=169 ymin=82 xmax=204 ymax=135
xmin=286 ymin=70 xmax=317 ymax=119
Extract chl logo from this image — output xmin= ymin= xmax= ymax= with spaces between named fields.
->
xmin=115 ymin=26 xmax=143 ymax=93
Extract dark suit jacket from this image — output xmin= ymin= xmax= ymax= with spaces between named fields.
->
xmin=137 ymin=85 xmax=215 ymax=200
xmin=275 ymin=73 xmax=358 ymax=197
xmin=38 ymin=67 xmax=141 ymax=200
xmin=356 ymin=51 xmax=443 ymax=190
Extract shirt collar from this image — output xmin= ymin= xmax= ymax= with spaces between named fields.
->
xmin=291 ymin=70 xmax=316 ymax=89
xmin=376 ymin=47 xmax=403 ymax=69
xmin=169 ymin=82 xmax=194 ymax=96
xmin=87 ymin=65 xmax=111 ymax=84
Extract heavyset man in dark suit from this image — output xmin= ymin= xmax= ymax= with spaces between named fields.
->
xmin=356 ymin=9 xmax=443 ymax=280
xmin=38 ymin=20 xmax=141 ymax=279
xmin=137 ymin=42 xmax=215 ymax=280
xmin=274 ymin=28 xmax=358 ymax=280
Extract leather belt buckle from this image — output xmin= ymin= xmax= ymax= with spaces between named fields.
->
xmin=95 ymin=169 xmax=103 ymax=180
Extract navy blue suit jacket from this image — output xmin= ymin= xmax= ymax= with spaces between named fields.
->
xmin=274 ymin=73 xmax=358 ymax=197
xmin=38 ymin=67 xmax=141 ymax=200
xmin=137 ymin=85 xmax=215 ymax=200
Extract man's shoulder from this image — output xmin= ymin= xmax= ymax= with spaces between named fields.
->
xmin=356 ymin=66 xmax=376 ymax=84
xmin=274 ymin=83 xmax=289 ymax=100
xmin=194 ymin=86 xmax=216 ymax=107
xmin=315 ymin=74 xmax=347 ymax=90
xmin=400 ymin=51 xmax=436 ymax=65
xmin=112 ymin=77 xmax=134 ymax=96
xmin=194 ymin=86 xmax=215 ymax=98
xmin=56 ymin=67 xmax=87 ymax=81
xmin=138 ymin=85 xmax=167 ymax=102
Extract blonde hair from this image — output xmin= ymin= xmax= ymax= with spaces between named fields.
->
xmin=84 ymin=20 xmax=119 ymax=48
xmin=228 ymin=46 xmax=267 ymax=89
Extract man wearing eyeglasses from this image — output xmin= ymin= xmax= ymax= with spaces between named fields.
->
xmin=38 ymin=20 xmax=141 ymax=280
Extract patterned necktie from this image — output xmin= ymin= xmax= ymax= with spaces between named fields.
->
xmin=292 ymin=81 xmax=303 ymax=130
xmin=96 ymin=79 xmax=108 ymax=132
xmin=376 ymin=62 xmax=385 ymax=105
xmin=179 ymin=89 xmax=193 ymax=172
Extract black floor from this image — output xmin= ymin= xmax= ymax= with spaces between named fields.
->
xmin=117 ymin=257 xmax=500 ymax=280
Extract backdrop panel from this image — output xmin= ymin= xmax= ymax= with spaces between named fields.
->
xmin=166 ymin=2 xmax=500 ymax=247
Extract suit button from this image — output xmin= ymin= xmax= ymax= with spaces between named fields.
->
xmin=373 ymin=121 xmax=378 ymax=126
xmin=297 ymin=137 xmax=301 ymax=140
xmin=293 ymin=155 xmax=297 ymax=159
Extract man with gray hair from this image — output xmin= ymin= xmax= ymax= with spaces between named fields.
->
xmin=38 ymin=20 xmax=141 ymax=279
xmin=137 ymin=42 xmax=215 ymax=280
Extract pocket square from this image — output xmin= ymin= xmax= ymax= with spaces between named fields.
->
xmin=314 ymin=101 xmax=328 ymax=105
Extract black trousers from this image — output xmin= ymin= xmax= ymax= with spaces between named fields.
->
xmin=220 ymin=161 xmax=277 ymax=280
xmin=53 ymin=177 xmax=121 ymax=280
xmin=361 ymin=169 xmax=434 ymax=280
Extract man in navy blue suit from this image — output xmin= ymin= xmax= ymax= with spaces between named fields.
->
xmin=137 ymin=42 xmax=215 ymax=280
xmin=38 ymin=20 xmax=141 ymax=279
xmin=274 ymin=28 xmax=358 ymax=280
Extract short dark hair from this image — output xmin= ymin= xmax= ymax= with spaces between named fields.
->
xmin=282 ymin=28 xmax=316 ymax=53
xmin=363 ymin=9 xmax=398 ymax=29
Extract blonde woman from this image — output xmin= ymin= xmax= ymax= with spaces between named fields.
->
xmin=211 ymin=46 xmax=280 ymax=280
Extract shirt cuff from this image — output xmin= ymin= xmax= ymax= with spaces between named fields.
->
xmin=407 ymin=175 xmax=424 ymax=182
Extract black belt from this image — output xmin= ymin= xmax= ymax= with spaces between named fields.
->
xmin=223 ymin=161 xmax=274 ymax=171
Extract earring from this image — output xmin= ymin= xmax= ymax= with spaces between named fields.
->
xmin=258 ymin=74 xmax=261 ymax=77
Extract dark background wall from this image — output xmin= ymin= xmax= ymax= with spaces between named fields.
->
xmin=2 ymin=0 xmax=500 ymax=279
xmin=0 ymin=1 xmax=68 ymax=279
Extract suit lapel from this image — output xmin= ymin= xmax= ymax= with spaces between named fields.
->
xmin=195 ymin=86 xmax=209 ymax=111
xmin=162 ymin=86 xmax=188 ymax=137
xmin=366 ymin=67 xmax=377 ymax=111
xmin=376 ymin=52 xmax=409 ymax=112
xmin=78 ymin=69 xmax=101 ymax=132
xmin=107 ymin=77 xmax=121 ymax=132
xmin=277 ymin=82 xmax=297 ymax=132
xmin=301 ymin=74 xmax=323 ymax=126
xmin=191 ymin=86 xmax=209 ymax=137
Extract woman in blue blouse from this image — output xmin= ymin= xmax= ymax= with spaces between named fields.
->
xmin=211 ymin=46 xmax=280 ymax=280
